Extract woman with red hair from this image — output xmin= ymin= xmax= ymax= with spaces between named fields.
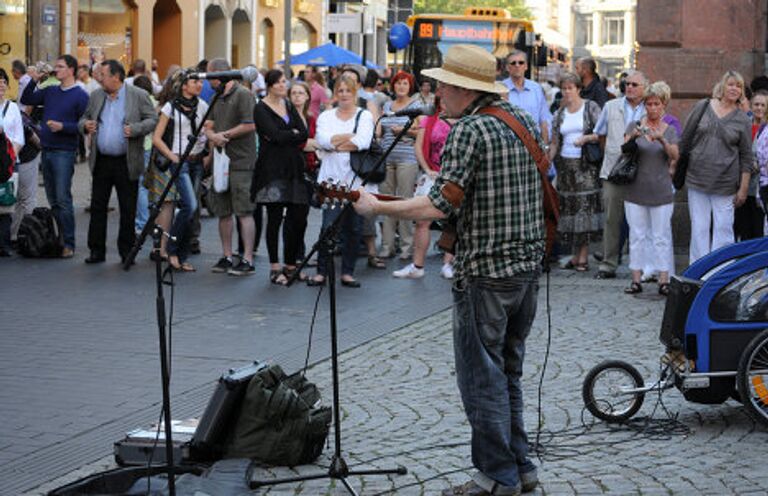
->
xmin=376 ymin=71 xmax=424 ymax=268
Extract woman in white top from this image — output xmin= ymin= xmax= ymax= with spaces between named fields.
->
xmin=150 ymin=70 xmax=208 ymax=271
xmin=0 ymin=68 xmax=24 ymax=255
xmin=308 ymin=74 xmax=374 ymax=288
xmin=549 ymin=71 xmax=603 ymax=272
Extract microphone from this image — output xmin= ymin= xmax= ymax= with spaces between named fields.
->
xmin=187 ymin=66 xmax=260 ymax=83
xmin=384 ymin=105 xmax=435 ymax=119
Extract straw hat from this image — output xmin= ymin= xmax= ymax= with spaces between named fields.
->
xmin=422 ymin=45 xmax=507 ymax=94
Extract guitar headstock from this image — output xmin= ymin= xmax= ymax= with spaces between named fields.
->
xmin=315 ymin=180 xmax=360 ymax=209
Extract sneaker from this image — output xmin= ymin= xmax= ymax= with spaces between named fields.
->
xmin=228 ymin=259 xmax=255 ymax=276
xmin=211 ymin=256 xmax=233 ymax=273
xmin=440 ymin=263 xmax=454 ymax=279
xmin=393 ymin=263 xmax=425 ymax=279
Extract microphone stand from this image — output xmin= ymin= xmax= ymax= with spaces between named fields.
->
xmin=120 ymin=79 xmax=234 ymax=496
xmin=251 ymin=114 xmax=419 ymax=494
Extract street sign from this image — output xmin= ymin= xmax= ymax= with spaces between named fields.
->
xmin=42 ymin=5 xmax=57 ymax=25
xmin=327 ymin=13 xmax=362 ymax=33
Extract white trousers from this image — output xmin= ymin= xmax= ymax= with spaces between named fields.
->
xmin=687 ymin=187 xmax=734 ymax=264
xmin=624 ymin=201 xmax=675 ymax=275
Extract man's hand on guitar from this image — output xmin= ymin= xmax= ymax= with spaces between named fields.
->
xmin=352 ymin=188 xmax=379 ymax=217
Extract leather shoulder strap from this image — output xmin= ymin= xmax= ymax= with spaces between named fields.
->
xmin=477 ymin=106 xmax=549 ymax=176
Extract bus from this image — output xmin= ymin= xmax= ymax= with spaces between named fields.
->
xmin=404 ymin=8 xmax=565 ymax=81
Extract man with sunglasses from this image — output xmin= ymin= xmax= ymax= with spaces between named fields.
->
xmin=501 ymin=50 xmax=552 ymax=144
xmin=592 ymin=70 xmax=647 ymax=279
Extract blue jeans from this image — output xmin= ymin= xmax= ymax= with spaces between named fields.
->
xmin=316 ymin=206 xmax=362 ymax=277
xmin=167 ymin=161 xmax=198 ymax=261
xmin=135 ymin=150 xmax=151 ymax=232
xmin=452 ymin=272 xmax=540 ymax=490
xmin=41 ymin=149 xmax=76 ymax=249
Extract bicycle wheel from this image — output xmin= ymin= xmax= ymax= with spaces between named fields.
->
xmin=582 ymin=360 xmax=646 ymax=423
xmin=737 ymin=329 xmax=768 ymax=428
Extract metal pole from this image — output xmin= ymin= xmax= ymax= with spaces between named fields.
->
xmin=284 ymin=0 xmax=292 ymax=73
xmin=361 ymin=11 xmax=366 ymax=67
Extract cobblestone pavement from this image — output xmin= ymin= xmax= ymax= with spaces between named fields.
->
xmin=26 ymin=274 xmax=768 ymax=495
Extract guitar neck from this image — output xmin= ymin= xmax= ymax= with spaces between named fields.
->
xmin=341 ymin=191 xmax=401 ymax=202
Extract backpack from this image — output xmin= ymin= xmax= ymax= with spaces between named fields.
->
xmin=225 ymin=364 xmax=332 ymax=466
xmin=16 ymin=207 xmax=64 ymax=258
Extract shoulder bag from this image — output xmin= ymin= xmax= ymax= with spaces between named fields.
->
xmin=478 ymin=106 xmax=560 ymax=259
xmin=349 ymin=109 xmax=386 ymax=184
xmin=672 ymin=99 xmax=708 ymax=190
xmin=607 ymin=136 xmax=639 ymax=185
xmin=582 ymin=101 xmax=603 ymax=164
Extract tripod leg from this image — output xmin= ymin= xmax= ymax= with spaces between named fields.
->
xmin=348 ymin=466 xmax=408 ymax=476
xmin=338 ymin=476 xmax=360 ymax=496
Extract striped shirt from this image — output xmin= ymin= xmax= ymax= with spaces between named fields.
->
xmin=428 ymin=95 xmax=545 ymax=281
xmin=379 ymin=99 xmax=423 ymax=164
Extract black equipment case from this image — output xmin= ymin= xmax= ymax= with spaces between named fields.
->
xmin=114 ymin=361 xmax=267 ymax=466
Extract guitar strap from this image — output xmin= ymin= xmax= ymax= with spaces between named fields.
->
xmin=477 ymin=106 xmax=560 ymax=259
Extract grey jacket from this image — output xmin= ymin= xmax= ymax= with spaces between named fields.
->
xmin=79 ymin=84 xmax=158 ymax=180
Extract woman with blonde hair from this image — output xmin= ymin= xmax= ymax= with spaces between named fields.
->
xmin=680 ymin=70 xmax=753 ymax=263
xmin=621 ymin=81 xmax=679 ymax=295
xmin=307 ymin=74 xmax=375 ymax=288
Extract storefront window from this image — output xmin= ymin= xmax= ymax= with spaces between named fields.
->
xmin=291 ymin=17 xmax=313 ymax=55
xmin=77 ymin=0 xmax=137 ymax=66
xmin=0 ymin=0 xmax=28 ymax=100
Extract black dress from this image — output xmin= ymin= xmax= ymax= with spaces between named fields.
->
xmin=251 ymin=99 xmax=309 ymax=204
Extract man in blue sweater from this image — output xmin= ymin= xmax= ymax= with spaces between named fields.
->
xmin=21 ymin=54 xmax=89 ymax=257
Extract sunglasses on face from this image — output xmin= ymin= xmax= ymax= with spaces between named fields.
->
xmin=508 ymin=61 xmax=526 ymax=66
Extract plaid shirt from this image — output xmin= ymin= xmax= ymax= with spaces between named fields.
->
xmin=428 ymin=94 xmax=545 ymax=280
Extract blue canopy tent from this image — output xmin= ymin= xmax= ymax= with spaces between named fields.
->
xmin=280 ymin=42 xmax=380 ymax=69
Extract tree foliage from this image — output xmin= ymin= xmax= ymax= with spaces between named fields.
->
xmin=412 ymin=0 xmax=532 ymax=18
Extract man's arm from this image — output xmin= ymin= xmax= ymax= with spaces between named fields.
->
xmin=19 ymin=80 xmax=43 ymax=107
xmin=354 ymin=191 xmax=446 ymax=221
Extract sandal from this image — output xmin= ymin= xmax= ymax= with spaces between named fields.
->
xmin=624 ymin=282 xmax=643 ymax=294
xmin=270 ymin=269 xmax=285 ymax=285
xmin=367 ymin=255 xmax=387 ymax=269
xmin=574 ymin=263 xmax=589 ymax=272
xmin=658 ymin=282 xmax=670 ymax=296
xmin=169 ymin=256 xmax=196 ymax=272
xmin=283 ymin=266 xmax=308 ymax=283
xmin=562 ymin=259 xmax=579 ymax=270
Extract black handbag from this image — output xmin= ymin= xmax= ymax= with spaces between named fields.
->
xmin=673 ymin=99 xmax=708 ymax=190
xmin=582 ymin=102 xmax=603 ymax=164
xmin=607 ymin=138 xmax=639 ymax=185
xmin=150 ymin=113 xmax=175 ymax=172
xmin=349 ymin=109 xmax=386 ymax=184
xmin=583 ymin=141 xmax=603 ymax=164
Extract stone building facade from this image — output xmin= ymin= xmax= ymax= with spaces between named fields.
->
xmin=636 ymin=0 xmax=767 ymax=119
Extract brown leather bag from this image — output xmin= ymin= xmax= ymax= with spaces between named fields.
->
xmin=478 ymin=106 xmax=560 ymax=259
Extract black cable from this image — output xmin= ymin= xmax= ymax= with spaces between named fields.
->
xmin=302 ymin=284 xmax=325 ymax=378
xmin=534 ymin=268 xmax=552 ymax=463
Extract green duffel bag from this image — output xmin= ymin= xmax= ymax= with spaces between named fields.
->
xmin=225 ymin=364 xmax=331 ymax=466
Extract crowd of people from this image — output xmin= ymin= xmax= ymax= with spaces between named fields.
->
xmin=0 ymin=53 xmax=765 ymax=295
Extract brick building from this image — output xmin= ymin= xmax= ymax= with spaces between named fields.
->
xmin=636 ymin=0 xmax=767 ymax=119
